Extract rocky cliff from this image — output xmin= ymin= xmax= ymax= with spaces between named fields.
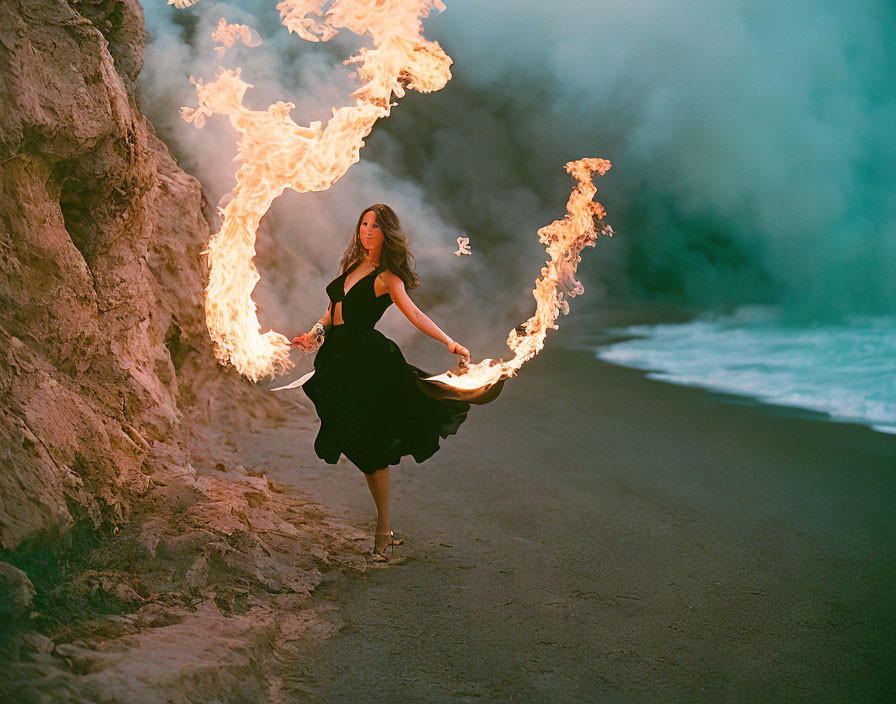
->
xmin=0 ymin=2 xmax=360 ymax=700
xmin=0 ymin=0 xmax=255 ymax=553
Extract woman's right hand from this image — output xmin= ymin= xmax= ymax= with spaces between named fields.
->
xmin=290 ymin=333 xmax=313 ymax=351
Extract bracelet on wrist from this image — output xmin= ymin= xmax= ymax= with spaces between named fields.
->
xmin=310 ymin=322 xmax=327 ymax=341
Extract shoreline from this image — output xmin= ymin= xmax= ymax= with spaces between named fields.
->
xmin=592 ymin=354 xmax=889 ymax=434
xmin=565 ymin=301 xmax=896 ymax=438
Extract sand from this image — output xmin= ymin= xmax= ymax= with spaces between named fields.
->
xmin=238 ymin=306 xmax=896 ymax=703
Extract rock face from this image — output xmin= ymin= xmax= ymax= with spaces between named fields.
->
xmin=0 ymin=2 xmax=369 ymax=700
xmin=0 ymin=0 xmax=277 ymax=551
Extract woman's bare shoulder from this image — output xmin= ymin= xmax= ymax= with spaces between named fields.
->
xmin=380 ymin=269 xmax=405 ymax=289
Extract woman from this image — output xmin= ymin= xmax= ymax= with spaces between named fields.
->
xmin=291 ymin=204 xmax=502 ymax=563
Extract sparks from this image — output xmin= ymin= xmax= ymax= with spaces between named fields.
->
xmin=454 ymin=235 xmax=471 ymax=256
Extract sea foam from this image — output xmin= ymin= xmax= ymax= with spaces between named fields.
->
xmin=593 ymin=306 xmax=896 ymax=435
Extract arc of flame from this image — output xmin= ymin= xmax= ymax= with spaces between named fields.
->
xmin=175 ymin=0 xmax=612 ymax=393
xmin=179 ymin=0 xmax=450 ymax=382
xmin=425 ymin=157 xmax=613 ymax=391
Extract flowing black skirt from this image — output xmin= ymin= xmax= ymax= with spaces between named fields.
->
xmin=302 ymin=324 xmax=504 ymax=474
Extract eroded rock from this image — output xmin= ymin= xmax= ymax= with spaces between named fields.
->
xmin=0 ymin=1 xmax=363 ymax=702
xmin=0 ymin=561 xmax=36 ymax=619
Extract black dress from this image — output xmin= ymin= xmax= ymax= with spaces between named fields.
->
xmin=302 ymin=263 xmax=504 ymax=474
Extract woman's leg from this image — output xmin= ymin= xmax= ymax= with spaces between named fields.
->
xmin=364 ymin=467 xmax=391 ymax=552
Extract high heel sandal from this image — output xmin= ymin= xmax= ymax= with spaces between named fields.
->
xmin=370 ymin=530 xmax=405 ymax=563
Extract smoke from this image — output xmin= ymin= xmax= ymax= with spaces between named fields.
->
xmin=138 ymin=0 xmax=895 ymax=347
xmin=387 ymin=0 xmax=896 ymax=321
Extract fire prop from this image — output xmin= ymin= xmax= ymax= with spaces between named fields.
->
xmin=174 ymin=0 xmax=612 ymax=392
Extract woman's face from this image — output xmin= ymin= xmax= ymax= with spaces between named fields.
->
xmin=359 ymin=210 xmax=385 ymax=254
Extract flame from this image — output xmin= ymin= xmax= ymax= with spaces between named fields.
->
xmin=211 ymin=19 xmax=263 ymax=53
xmin=424 ymin=157 xmax=612 ymax=391
xmin=454 ymin=235 xmax=471 ymax=256
xmin=176 ymin=0 xmax=611 ymax=391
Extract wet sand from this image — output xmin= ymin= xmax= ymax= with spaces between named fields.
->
xmin=244 ymin=308 xmax=896 ymax=702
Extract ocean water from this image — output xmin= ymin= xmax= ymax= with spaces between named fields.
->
xmin=592 ymin=306 xmax=896 ymax=435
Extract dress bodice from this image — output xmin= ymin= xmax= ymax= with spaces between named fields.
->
xmin=325 ymin=264 xmax=392 ymax=328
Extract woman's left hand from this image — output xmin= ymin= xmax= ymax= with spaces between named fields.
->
xmin=447 ymin=340 xmax=471 ymax=364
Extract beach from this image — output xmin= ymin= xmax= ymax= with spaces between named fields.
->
xmin=240 ymin=307 xmax=896 ymax=702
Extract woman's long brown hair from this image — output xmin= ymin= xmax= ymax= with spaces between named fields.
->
xmin=338 ymin=203 xmax=421 ymax=290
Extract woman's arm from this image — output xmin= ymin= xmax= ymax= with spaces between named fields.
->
xmin=384 ymin=272 xmax=470 ymax=361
